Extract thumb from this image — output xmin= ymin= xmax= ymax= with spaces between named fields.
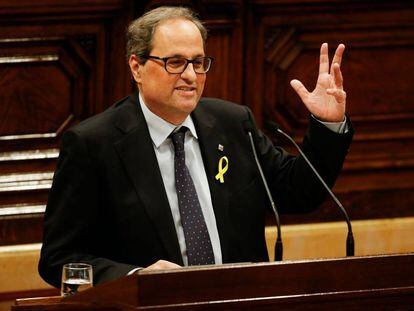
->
xmin=290 ymin=79 xmax=309 ymax=103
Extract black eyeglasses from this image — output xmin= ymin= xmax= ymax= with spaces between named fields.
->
xmin=142 ymin=55 xmax=213 ymax=74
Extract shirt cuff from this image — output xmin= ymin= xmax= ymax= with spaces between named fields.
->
xmin=127 ymin=267 xmax=143 ymax=275
xmin=311 ymin=115 xmax=348 ymax=134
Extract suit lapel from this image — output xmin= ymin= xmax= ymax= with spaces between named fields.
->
xmin=192 ymin=105 xmax=230 ymax=263
xmin=113 ymin=95 xmax=183 ymax=265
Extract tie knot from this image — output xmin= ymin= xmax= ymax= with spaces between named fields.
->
xmin=170 ymin=126 xmax=188 ymax=153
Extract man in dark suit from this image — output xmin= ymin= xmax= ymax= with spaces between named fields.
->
xmin=39 ymin=6 xmax=353 ymax=288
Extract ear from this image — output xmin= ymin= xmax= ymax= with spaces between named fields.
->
xmin=129 ymin=54 xmax=143 ymax=83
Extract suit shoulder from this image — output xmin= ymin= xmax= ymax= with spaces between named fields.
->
xmin=67 ymin=94 xmax=136 ymax=138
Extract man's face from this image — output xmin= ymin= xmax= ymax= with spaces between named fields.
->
xmin=130 ymin=18 xmax=206 ymax=125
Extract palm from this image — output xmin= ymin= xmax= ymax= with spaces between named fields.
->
xmin=291 ymin=43 xmax=346 ymax=122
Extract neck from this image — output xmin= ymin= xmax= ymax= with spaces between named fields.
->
xmin=138 ymin=91 xmax=189 ymax=126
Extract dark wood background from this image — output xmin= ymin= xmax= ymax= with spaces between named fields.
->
xmin=1 ymin=0 xmax=413 ymax=245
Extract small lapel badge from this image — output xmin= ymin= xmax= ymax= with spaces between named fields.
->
xmin=215 ymin=156 xmax=229 ymax=184
xmin=218 ymin=144 xmax=224 ymax=151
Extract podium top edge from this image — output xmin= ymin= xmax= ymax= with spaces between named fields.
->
xmin=137 ymin=252 xmax=414 ymax=276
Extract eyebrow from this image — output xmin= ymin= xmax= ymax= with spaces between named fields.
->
xmin=167 ymin=53 xmax=205 ymax=58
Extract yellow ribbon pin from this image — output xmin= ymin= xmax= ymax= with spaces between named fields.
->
xmin=215 ymin=156 xmax=229 ymax=183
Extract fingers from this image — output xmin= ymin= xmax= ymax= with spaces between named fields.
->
xmin=319 ymin=43 xmax=329 ymax=75
xmin=330 ymin=44 xmax=345 ymax=74
xmin=142 ymin=260 xmax=182 ymax=271
xmin=290 ymin=79 xmax=309 ymax=102
xmin=326 ymin=88 xmax=346 ymax=104
xmin=332 ymin=63 xmax=343 ymax=88
xmin=327 ymin=63 xmax=346 ymax=103
xmin=319 ymin=43 xmax=345 ymax=75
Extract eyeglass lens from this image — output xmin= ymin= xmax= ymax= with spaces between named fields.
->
xmin=166 ymin=57 xmax=211 ymax=73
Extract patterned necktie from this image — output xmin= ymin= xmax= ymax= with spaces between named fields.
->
xmin=170 ymin=127 xmax=215 ymax=265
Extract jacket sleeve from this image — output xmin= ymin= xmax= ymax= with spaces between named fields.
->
xmin=38 ymin=129 xmax=136 ymax=288
xmin=246 ymin=107 xmax=354 ymax=213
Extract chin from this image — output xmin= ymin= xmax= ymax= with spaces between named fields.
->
xmin=178 ymin=99 xmax=199 ymax=112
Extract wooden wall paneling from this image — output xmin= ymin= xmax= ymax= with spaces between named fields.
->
xmin=202 ymin=0 xmax=244 ymax=103
xmin=0 ymin=0 xmax=242 ymax=245
xmin=2 ymin=0 xmax=413 ymax=243
xmin=0 ymin=0 xmax=134 ymax=245
xmin=246 ymin=0 xmax=414 ymax=223
xmin=245 ymin=4 xmax=266 ymax=125
xmin=204 ymin=19 xmax=243 ymax=102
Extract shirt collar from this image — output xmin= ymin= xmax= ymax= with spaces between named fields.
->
xmin=138 ymin=93 xmax=198 ymax=148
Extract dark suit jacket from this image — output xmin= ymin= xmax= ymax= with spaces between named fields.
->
xmin=39 ymin=92 xmax=353 ymax=288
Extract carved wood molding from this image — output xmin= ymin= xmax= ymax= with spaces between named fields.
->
xmin=0 ymin=37 xmax=90 ymax=146
xmin=247 ymin=0 xmax=414 ymax=170
xmin=243 ymin=0 xmax=414 ymax=222
xmin=0 ymin=0 xmax=134 ymax=245
xmin=0 ymin=204 xmax=45 ymax=217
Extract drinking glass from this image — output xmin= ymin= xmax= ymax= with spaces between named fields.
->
xmin=61 ymin=263 xmax=93 ymax=297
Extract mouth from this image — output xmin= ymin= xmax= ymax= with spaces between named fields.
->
xmin=175 ymin=86 xmax=196 ymax=94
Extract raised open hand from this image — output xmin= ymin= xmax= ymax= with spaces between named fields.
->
xmin=290 ymin=43 xmax=346 ymax=122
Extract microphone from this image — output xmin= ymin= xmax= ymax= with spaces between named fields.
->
xmin=243 ymin=120 xmax=283 ymax=261
xmin=266 ymin=121 xmax=354 ymax=257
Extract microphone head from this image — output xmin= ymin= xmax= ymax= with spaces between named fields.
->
xmin=265 ymin=121 xmax=280 ymax=132
xmin=242 ymin=120 xmax=255 ymax=133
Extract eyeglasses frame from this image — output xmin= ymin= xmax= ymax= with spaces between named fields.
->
xmin=141 ymin=55 xmax=214 ymax=74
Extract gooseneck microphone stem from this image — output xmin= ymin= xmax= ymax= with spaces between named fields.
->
xmin=246 ymin=131 xmax=283 ymax=261
xmin=268 ymin=121 xmax=354 ymax=257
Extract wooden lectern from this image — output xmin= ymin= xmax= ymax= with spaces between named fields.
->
xmin=13 ymin=253 xmax=414 ymax=310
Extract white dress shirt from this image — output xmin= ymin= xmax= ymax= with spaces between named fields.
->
xmin=139 ymin=94 xmax=223 ymax=266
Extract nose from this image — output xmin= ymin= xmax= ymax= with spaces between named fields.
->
xmin=180 ymin=63 xmax=197 ymax=81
